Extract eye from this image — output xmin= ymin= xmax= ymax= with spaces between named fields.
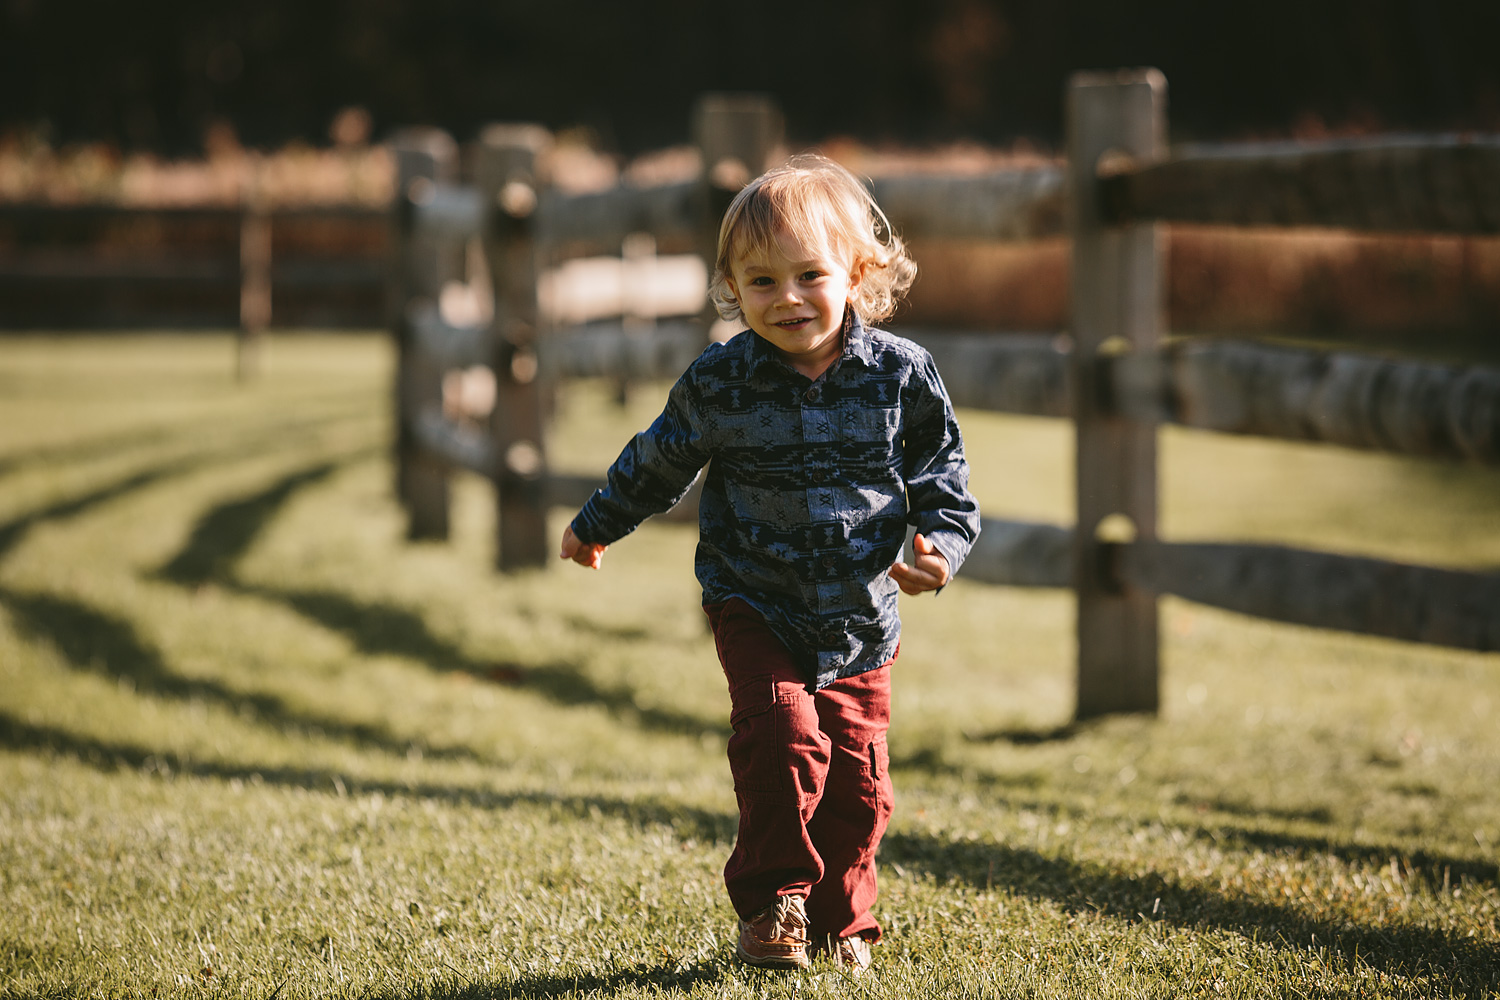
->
xmin=750 ymin=276 xmax=774 ymax=286
xmin=800 ymin=270 xmax=825 ymax=281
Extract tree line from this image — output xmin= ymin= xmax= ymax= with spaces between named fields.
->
xmin=3 ymin=0 xmax=1497 ymax=155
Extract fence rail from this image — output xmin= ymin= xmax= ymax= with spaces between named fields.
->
xmin=0 ymin=202 xmax=388 ymax=378
xmin=537 ymin=181 xmax=704 ymax=255
xmin=915 ymin=333 xmax=1500 ymax=465
xmin=1118 ymin=540 xmax=1500 ymax=652
xmin=1102 ymin=135 xmax=1500 ymax=234
xmin=391 ymin=77 xmax=1499 ymax=719
xmin=957 ymin=523 xmax=1500 ymax=654
xmin=870 ymin=169 xmax=1068 ymax=241
xmin=1114 ymin=339 xmax=1500 ymax=463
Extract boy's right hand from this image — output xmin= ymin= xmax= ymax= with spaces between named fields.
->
xmin=560 ymin=524 xmax=607 ymax=569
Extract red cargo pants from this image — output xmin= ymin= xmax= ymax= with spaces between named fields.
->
xmin=705 ymin=598 xmax=895 ymax=943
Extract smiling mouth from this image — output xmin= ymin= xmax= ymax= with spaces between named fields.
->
xmin=775 ymin=317 xmax=813 ymax=328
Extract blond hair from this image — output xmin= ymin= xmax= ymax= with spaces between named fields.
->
xmin=708 ymin=154 xmax=917 ymax=325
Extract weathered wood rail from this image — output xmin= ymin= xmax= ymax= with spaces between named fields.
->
xmin=392 ymin=75 xmax=1499 ymax=720
xmin=1100 ymin=134 xmax=1500 ymax=234
xmin=0 ymin=202 xmax=388 ymax=378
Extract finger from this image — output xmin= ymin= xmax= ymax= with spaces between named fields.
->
xmin=896 ymin=572 xmax=933 ymax=595
xmin=891 ymin=557 xmax=938 ymax=579
xmin=914 ymin=552 xmax=950 ymax=588
xmin=890 ymin=560 xmax=940 ymax=594
xmin=907 ymin=534 xmax=950 ymax=584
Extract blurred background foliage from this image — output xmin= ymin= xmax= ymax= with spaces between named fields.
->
xmin=3 ymin=0 xmax=1498 ymax=156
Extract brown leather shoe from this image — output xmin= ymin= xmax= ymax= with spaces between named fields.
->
xmin=828 ymin=934 xmax=873 ymax=976
xmin=735 ymin=895 xmax=810 ymax=969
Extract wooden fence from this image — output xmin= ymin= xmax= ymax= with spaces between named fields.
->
xmin=391 ymin=74 xmax=1500 ymax=719
xmin=0 ymin=202 xmax=387 ymax=377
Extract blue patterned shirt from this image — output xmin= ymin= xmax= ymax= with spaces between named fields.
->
xmin=570 ymin=315 xmax=981 ymax=689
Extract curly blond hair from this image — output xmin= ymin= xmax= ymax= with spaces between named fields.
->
xmin=708 ymin=154 xmax=917 ymax=326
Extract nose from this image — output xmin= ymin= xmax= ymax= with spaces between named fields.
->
xmin=775 ymin=281 xmax=802 ymax=304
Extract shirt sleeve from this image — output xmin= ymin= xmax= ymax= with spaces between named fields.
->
xmin=569 ymin=367 xmax=711 ymax=546
xmin=902 ymin=350 xmax=982 ymax=577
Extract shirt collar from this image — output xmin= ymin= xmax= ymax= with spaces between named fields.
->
xmin=844 ymin=312 xmax=877 ymax=367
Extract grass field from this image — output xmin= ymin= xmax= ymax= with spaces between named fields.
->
xmin=1 ymin=332 xmax=1497 ymax=999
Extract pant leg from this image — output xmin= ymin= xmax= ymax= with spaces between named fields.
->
xmin=705 ymin=599 xmax=830 ymax=919
xmin=804 ymin=663 xmax=895 ymax=943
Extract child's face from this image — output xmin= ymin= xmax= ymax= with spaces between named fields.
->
xmin=727 ymin=229 xmax=863 ymax=379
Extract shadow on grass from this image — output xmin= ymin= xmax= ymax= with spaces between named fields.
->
xmin=0 ymin=455 xmax=721 ymax=763
xmin=0 ymin=398 xmax=376 ymax=480
xmin=3 ymin=701 xmax=1493 ymax=993
xmin=880 ymin=829 xmax=1500 ymax=996
xmin=1209 ymin=823 xmax=1499 ymax=890
xmin=0 ymin=585 xmax=476 ymax=763
xmin=963 ymin=722 xmax=1086 ymax=745
xmin=233 ymin=581 xmax=729 ymax=741
xmin=560 ymin=613 xmax=655 ymax=643
xmin=0 ymin=420 xmax=380 ymax=567
xmin=146 ymin=458 xmax=726 ymax=741
xmin=888 ymin=722 xmax=1097 ymax=782
xmin=155 ymin=461 xmax=345 ymax=585
xmin=399 ymin=961 xmax=728 ymax=999
xmin=0 ymin=464 xmax=190 ymax=561
xmin=0 ymin=420 xmax=194 ymax=480
xmin=1182 ymin=792 xmax=1335 ymax=826
xmin=0 ymin=709 xmax=736 ymax=845
xmin=889 ymin=745 xmax=1495 ymax=894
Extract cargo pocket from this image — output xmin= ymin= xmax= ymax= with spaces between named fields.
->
xmin=811 ymin=734 xmax=891 ymax=867
xmin=726 ymin=674 xmax=780 ymax=794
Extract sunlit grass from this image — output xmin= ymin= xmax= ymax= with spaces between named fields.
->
xmin=0 ymin=332 xmax=1496 ymax=998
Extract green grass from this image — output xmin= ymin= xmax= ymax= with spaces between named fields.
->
xmin=1 ymin=331 xmax=1497 ymax=999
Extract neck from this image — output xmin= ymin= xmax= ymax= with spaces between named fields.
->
xmin=785 ymin=350 xmax=839 ymax=381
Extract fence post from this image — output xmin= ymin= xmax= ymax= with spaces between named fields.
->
xmin=1066 ymin=70 xmax=1166 ymax=718
xmin=693 ymin=94 xmax=783 ymax=310
xmin=476 ymin=124 xmax=553 ymax=571
xmin=389 ymin=128 xmax=460 ymax=540
xmin=237 ymin=156 xmax=270 ymax=382
xmin=694 ymin=93 xmax=783 ymax=191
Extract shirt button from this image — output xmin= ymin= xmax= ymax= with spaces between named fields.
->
xmin=804 ymin=387 xmax=819 ymax=402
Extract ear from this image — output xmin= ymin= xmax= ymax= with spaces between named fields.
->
xmin=845 ymin=259 xmax=867 ymax=301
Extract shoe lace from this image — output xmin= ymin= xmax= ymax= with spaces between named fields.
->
xmin=771 ymin=895 xmax=808 ymax=937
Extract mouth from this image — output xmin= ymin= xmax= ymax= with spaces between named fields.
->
xmin=774 ymin=317 xmax=813 ymax=329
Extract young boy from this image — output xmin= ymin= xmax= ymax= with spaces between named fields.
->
xmin=560 ymin=155 xmax=980 ymax=974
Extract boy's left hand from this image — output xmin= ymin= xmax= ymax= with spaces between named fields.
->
xmin=890 ymin=532 xmax=950 ymax=595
